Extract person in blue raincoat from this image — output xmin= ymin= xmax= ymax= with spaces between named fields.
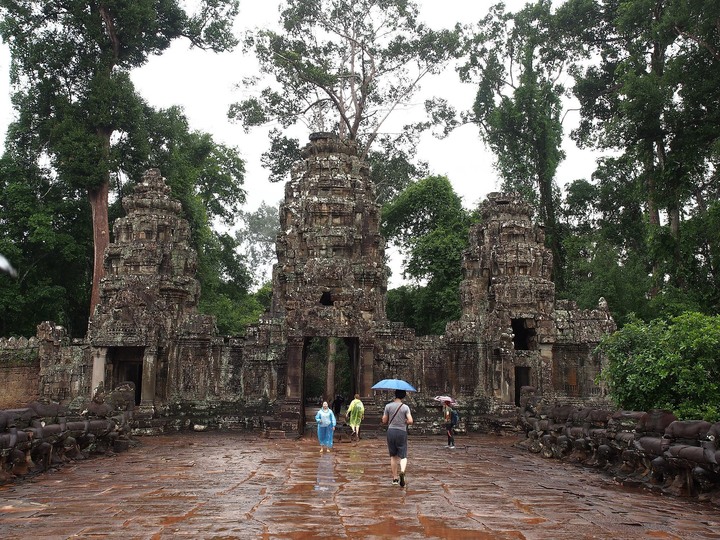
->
xmin=315 ymin=401 xmax=336 ymax=453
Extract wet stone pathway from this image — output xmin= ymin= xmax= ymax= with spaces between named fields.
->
xmin=0 ymin=431 xmax=718 ymax=539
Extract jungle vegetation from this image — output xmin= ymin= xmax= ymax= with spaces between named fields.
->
xmin=1 ymin=0 xmax=719 ymax=416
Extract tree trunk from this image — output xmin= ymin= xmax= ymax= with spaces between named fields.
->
xmin=325 ymin=337 xmax=337 ymax=400
xmin=644 ymin=143 xmax=661 ymax=297
xmin=88 ymin=181 xmax=110 ymax=318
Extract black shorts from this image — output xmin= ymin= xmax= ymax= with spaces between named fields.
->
xmin=386 ymin=428 xmax=408 ymax=458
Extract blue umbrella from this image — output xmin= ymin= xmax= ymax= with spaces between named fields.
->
xmin=371 ymin=378 xmax=417 ymax=392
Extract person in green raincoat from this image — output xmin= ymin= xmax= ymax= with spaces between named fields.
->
xmin=346 ymin=394 xmax=364 ymax=440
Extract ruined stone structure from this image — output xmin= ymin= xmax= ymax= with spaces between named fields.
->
xmin=87 ymin=168 xmax=216 ymax=418
xmin=518 ymin=403 xmax=720 ymax=505
xmin=445 ymin=193 xmax=616 ymax=410
xmin=269 ymin=134 xmax=389 ymax=400
xmin=0 ymin=135 xmax=616 ymax=434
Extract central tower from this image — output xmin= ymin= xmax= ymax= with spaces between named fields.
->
xmin=271 ymin=133 xmax=388 ymax=400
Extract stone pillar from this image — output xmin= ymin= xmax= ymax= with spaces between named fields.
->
xmin=359 ymin=344 xmax=374 ymax=396
xmin=139 ymin=346 xmax=157 ymax=412
xmin=286 ymin=337 xmax=304 ymax=398
xmin=90 ymin=347 xmax=107 ymax=396
xmin=538 ymin=344 xmax=553 ymax=396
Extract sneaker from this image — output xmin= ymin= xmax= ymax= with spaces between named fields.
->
xmin=449 ymin=445 xmax=455 ymax=449
xmin=392 ymin=478 xmax=400 ymax=485
xmin=399 ymin=472 xmax=406 ymax=487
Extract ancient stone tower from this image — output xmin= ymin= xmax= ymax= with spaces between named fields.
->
xmin=270 ymin=133 xmax=389 ymax=400
xmin=446 ymin=193 xmax=614 ymax=407
xmin=5 ymin=149 xmax=616 ymax=434
xmin=86 ymin=168 xmax=215 ymax=416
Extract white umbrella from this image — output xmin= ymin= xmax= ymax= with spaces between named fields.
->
xmin=0 ymin=254 xmax=17 ymax=278
xmin=433 ymin=395 xmax=457 ymax=406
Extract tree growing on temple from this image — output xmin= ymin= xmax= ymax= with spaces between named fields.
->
xmin=230 ymin=0 xmax=459 ymax=192
xmin=427 ymin=0 xmax=571 ymax=288
xmin=0 ymin=0 xmax=240 ymax=319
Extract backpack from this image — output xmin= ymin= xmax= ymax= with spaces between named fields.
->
xmin=450 ymin=409 xmax=460 ymax=426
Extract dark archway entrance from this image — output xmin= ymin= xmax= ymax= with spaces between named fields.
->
xmin=109 ymin=346 xmax=144 ymax=405
xmin=301 ymin=336 xmax=360 ymax=427
xmin=514 ymin=366 xmax=531 ymax=407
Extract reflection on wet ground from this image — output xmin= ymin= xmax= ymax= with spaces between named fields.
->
xmin=1 ymin=431 xmax=718 ymax=539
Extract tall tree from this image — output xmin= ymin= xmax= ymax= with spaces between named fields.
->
xmin=381 ymin=175 xmax=475 ymax=335
xmin=137 ymin=106 xmax=252 ymax=334
xmin=430 ymin=1 xmax=570 ymax=287
xmin=560 ymin=163 xmax=655 ymax=325
xmin=230 ymin=0 xmax=460 ymax=184
xmin=0 ymin=103 xmax=250 ymax=337
xmin=560 ymin=0 xmax=720 ymax=302
xmin=234 ymin=201 xmax=281 ymax=289
xmin=0 ymin=0 xmax=239 ymax=317
xmin=0 ymin=151 xmax=91 ymax=337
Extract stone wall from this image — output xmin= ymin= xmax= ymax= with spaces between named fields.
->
xmin=0 ymin=141 xmax=619 ymax=435
xmin=0 ymin=385 xmax=136 ymax=485
xmin=0 ymin=337 xmax=39 ymax=408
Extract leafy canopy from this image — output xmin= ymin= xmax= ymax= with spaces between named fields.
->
xmin=597 ymin=312 xmax=720 ymax=421
xmin=382 ymin=175 xmax=476 ymax=334
xmin=230 ymin=0 xmax=460 ymax=183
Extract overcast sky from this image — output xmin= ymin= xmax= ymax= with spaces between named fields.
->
xmin=0 ymin=1 xmax=598 ymax=213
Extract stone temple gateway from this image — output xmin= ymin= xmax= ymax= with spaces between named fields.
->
xmin=0 ymin=134 xmax=616 ymax=433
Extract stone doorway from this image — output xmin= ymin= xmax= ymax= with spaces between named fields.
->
xmin=302 ymin=336 xmax=360 ymax=424
xmin=511 ymin=318 xmax=537 ymax=350
xmin=110 ymin=346 xmax=144 ymax=405
xmin=514 ymin=366 xmax=531 ymax=406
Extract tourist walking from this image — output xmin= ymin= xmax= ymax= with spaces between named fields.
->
xmin=332 ymin=394 xmax=345 ymax=417
xmin=346 ymin=394 xmax=364 ymax=440
xmin=315 ymin=401 xmax=336 ymax=453
xmin=382 ymin=389 xmax=413 ymax=487
xmin=443 ymin=400 xmax=456 ymax=448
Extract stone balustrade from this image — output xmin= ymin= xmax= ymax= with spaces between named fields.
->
xmin=518 ymin=399 xmax=720 ymax=506
xmin=0 ymin=383 xmax=136 ymax=484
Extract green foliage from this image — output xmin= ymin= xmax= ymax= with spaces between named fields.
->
xmin=387 ymin=282 xmax=461 ymax=336
xmin=598 ymin=313 xmax=720 ymax=421
xmin=199 ymin=288 xmax=265 ymax=336
xmin=560 ymin=168 xmax=655 ymax=325
xmin=259 ymin=129 xmax=302 ymax=184
xmin=302 ymin=337 xmax=352 ymax=400
xmin=139 ymin=106 xmax=247 ymax=228
xmin=456 ymin=0 xmax=569 ymax=288
xmin=253 ymin=282 xmax=273 ymax=313
xmin=382 ymin=175 xmax=475 ymax=335
xmin=0 ymin=0 xmax=240 ymax=321
xmin=232 ymin=0 xmax=460 ymax=182
xmin=561 ymin=234 xmax=651 ymax=326
xmin=235 ymin=202 xmax=280 ymax=288
xmin=368 ymin=133 xmax=429 ymax=206
xmin=560 ymin=0 xmax=720 ymax=305
xmin=0 ymin=155 xmax=91 ymax=337
xmin=194 ymin=228 xmax=257 ymax=336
